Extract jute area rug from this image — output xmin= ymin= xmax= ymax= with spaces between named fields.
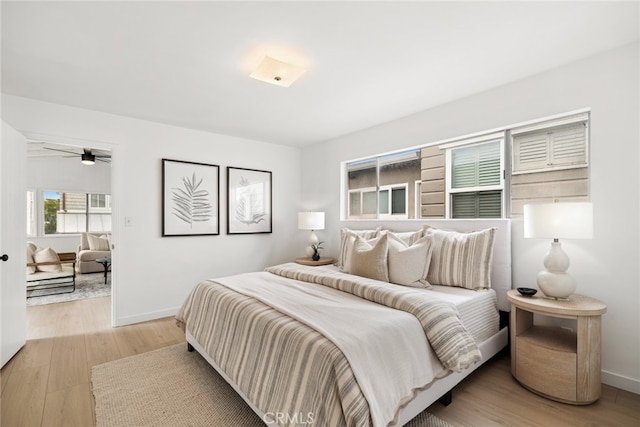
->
xmin=92 ymin=344 xmax=455 ymax=427
xmin=27 ymin=272 xmax=110 ymax=306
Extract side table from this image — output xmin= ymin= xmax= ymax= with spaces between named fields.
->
xmin=294 ymin=257 xmax=335 ymax=266
xmin=508 ymin=289 xmax=607 ymax=404
xmin=95 ymin=256 xmax=111 ymax=284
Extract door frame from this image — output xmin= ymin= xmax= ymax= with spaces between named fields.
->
xmin=21 ymin=131 xmax=119 ymax=326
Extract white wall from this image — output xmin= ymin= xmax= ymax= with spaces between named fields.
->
xmin=3 ymin=94 xmax=303 ymax=326
xmin=26 ymin=156 xmax=111 ymax=252
xmin=300 ymin=42 xmax=640 ymax=393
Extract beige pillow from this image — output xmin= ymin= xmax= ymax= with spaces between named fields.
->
xmin=338 ymin=227 xmax=381 ymax=271
xmin=381 ymin=229 xmax=424 ymax=246
xmin=33 ymin=247 xmax=62 ymax=273
xmin=423 ymin=225 xmax=496 ymax=290
xmin=87 ymin=234 xmax=110 ymax=251
xmin=349 ymin=233 xmax=389 ymax=282
xmin=387 ymin=233 xmax=433 ymax=288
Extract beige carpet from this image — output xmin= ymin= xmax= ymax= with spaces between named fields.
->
xmin=92 ymin=344 xmax=455 ymax=427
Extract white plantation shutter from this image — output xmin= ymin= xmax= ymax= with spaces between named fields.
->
xmin=448 ymin=139 xmax=503 ymax=218
xmin=513 ymin=113 xmax=588 ymax=173
xmin=452 ymin=141 xmax=501 ymax=189
xmin=551 ymin=123 xmax=587 ymax=166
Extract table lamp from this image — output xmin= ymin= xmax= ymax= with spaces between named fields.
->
xmin=524 ymin=201 xmax=593 ymax=299
xmin=298 ymin=212 xmax=325 ymax=259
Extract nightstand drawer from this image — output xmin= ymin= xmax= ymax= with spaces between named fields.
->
xmin=516 ymin=337 xmax=577 ymax=402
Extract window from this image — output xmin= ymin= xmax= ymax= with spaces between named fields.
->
xmin=30 ymin=191 xmax=112 ymax=235
xmin=346 ymin=150 xmax=420 ymax=219
xmin=512 ymin=113 xmax=588 ymax=174
xmin=443 ymin=134 xmax=504 ymax=218
xmin=342 ymin=110 xmax=589 ymax=220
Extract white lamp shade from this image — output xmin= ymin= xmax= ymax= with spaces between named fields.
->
xmin=298 ymin=212 xmax=325 ymax=230
xmin=524 ymin=202 xmax=593 ymax=239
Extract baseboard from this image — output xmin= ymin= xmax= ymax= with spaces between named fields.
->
xmin=114 ymin=306 xmax=180 ymax=327
xmin=602 ymin=370 xmax=640 ymax=394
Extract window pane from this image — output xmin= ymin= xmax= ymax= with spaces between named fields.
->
xmin=349 ymin=192 xmax=361 ymax=216
xmin=379 ymin=150 xmax=420 ymax=219
xmin=452 ymin=191 xmax=501 ymax=218
xmin=391 ymin=188 xmax=406 ymax=214
xmin=347 ymin=159 xmax=376 ymax=219
xmin=379 ymin=189 xmax=389 ymax=214
xmin=43 ymin=191 xmax=61 ymax=234
xmin=362 ymin=191 xmax=377 ymax=215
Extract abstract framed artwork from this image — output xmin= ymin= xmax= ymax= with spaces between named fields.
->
xmin=162 ymin=159 xmax=220 ymax=236
xmin=227 ymin=166 xmax=272 ymax=234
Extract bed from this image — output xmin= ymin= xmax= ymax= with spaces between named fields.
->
xmin=176 ymin=219 xmax=511 ymax=426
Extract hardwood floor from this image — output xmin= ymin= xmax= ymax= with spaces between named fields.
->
xmin=1 ymin=296 xmax=639 ymax=426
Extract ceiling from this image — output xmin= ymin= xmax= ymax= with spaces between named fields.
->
xmin=2 ymin=1 xmax=638 ymax=147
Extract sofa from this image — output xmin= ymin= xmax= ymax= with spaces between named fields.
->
xmin=76 ymin=232 xmax=111 ymax=274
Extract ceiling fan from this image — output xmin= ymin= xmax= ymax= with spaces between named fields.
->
xmin=43 ymin=146 xmax=111 ymax=165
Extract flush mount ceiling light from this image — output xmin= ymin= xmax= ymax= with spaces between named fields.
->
xmin=249 ymin=56 xmax=306 ymax=87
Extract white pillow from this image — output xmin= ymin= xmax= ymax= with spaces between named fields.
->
xmin=349 ymin=234 xmax=389 ymax=282
xmin=33 ymin=247 xmax=62 ymax=273
xmin=387 ymin=232 xmax=433 ymax=288
xmin=423 ymin=225 xmax=496 ymax=290
xmin=87 ymin=234 xmax=110 ymax=251
xmin=381 ymin=229 xmax=424 ymax=246
xmin=338 ymin=227 xmax=381 ymax=271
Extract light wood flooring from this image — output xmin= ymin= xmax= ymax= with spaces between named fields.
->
xmin=1 ymin=296 xmax=639 ymax=426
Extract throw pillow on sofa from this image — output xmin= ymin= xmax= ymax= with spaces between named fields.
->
xmin=33 ymin=247 xmax=62 ymax=273
xmin=87 ymin=234 xmax=110 ymax=251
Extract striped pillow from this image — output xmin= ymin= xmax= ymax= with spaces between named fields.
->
xmin=423 ymin=226 xmax=496 ymax=290
xmin=337 ymin=227 xmax=381 ymax=271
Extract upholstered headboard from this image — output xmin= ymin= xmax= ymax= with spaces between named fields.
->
xmin=339 ymin=219 xmax=512 ymax=311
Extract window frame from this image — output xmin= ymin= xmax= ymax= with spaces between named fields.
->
xmin=378 ymin=183 xmax=409 ymax=219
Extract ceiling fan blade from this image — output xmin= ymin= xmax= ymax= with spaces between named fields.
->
xmin=43 ymin=147 xmax=81 ymax=156
xmin=96 ymin=157 xmax=111 ymax=163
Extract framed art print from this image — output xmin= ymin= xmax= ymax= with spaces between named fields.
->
xmin=162 ymin=159 xmax=220 ymax=236
xmin=227 ymin=167 xmax=272 ymax=234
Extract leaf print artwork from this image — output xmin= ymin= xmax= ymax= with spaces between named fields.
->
xmin=171 ymin=172 xmax=213 ymax=228
xmin=234 ymin=176 xmax=266 ymax=226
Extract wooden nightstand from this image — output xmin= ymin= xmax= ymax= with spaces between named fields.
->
xmin=507 ymin=289 xmax=607 ymax=405
xmin=294 ymin=257 xmax=335 ymax=266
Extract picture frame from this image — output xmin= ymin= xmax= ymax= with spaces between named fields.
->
xmin=162 ymin=159 xmax=220 ymax=236
xmin=227 ymin=166 xmax=272 ymax=234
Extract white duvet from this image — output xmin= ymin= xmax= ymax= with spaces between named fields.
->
xmin=216 ymin=272 xmax=446 ymax=427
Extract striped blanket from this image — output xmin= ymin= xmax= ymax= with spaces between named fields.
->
xmin=176 ymin=264 xmax=481 ymax=426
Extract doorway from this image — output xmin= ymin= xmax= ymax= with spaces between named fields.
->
xmin=23 ymin=134 xmax=116 ymax=322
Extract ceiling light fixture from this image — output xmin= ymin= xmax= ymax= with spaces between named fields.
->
xmin=249 ymin=56 xmax=306 ymax=87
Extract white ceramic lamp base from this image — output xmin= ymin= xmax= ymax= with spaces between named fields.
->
xmin=537 ymin=240 xmax=576 ymax=299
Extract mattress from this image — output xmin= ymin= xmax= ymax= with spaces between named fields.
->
xmin=315 ymin=265 xmax=500 ymax=345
